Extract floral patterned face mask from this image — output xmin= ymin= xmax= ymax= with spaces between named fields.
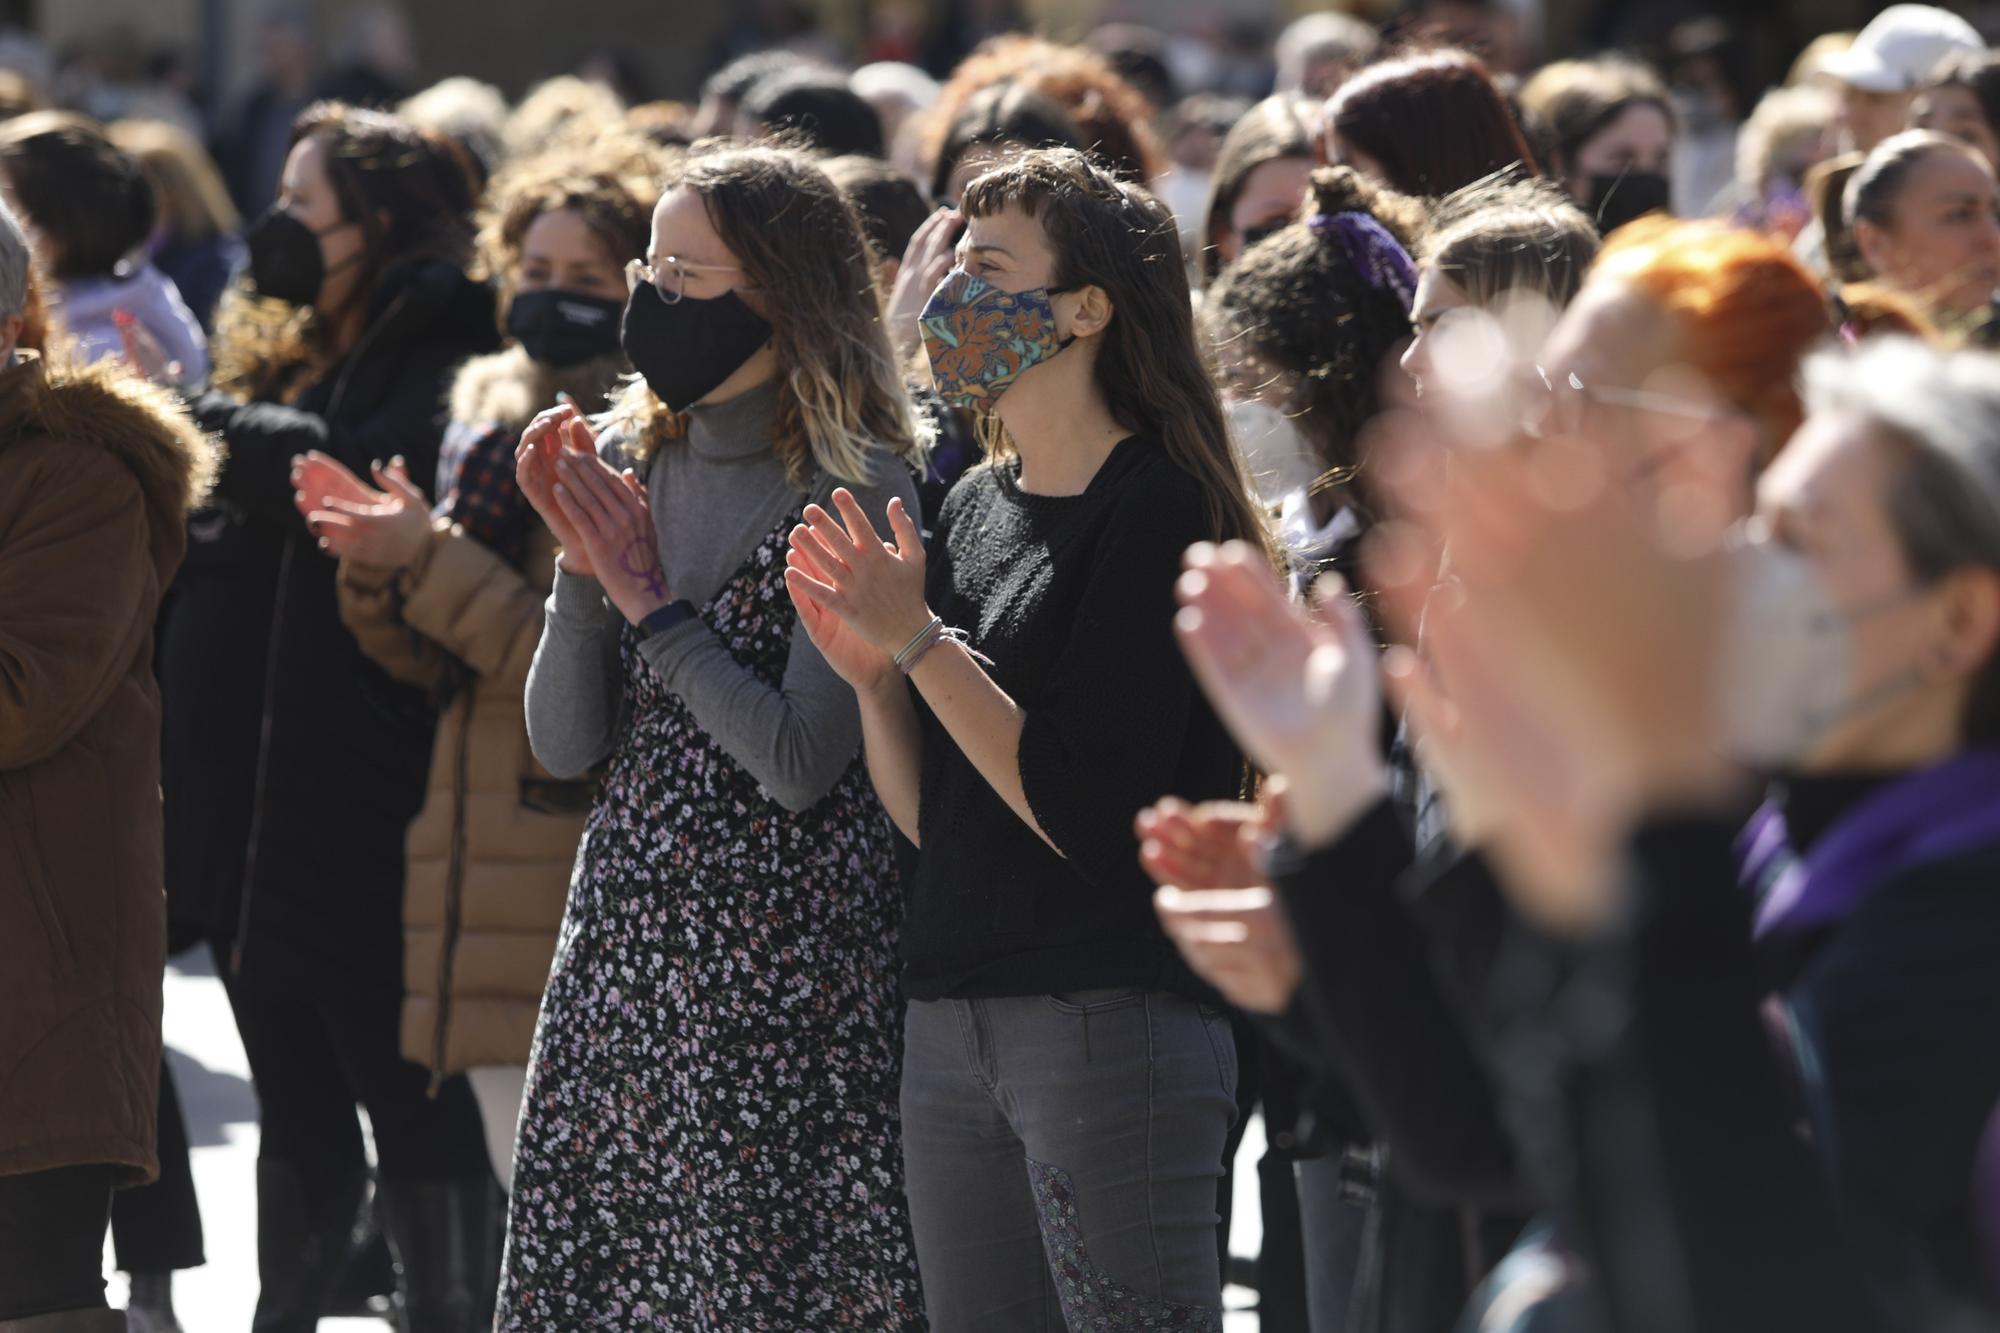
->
xmin=918 ymin=268 xmax=1075 ymax=411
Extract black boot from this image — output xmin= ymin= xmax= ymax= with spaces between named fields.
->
xmin=374 ymin=1178 xmax=502 ymax=1333
xmin=251 ymin=1158 xmax=365 ymax=1333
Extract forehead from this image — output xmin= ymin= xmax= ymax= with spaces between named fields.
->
xmin=649 ymin=187 xmax=729 ymax=259
xmin=1234 ymin=156 xmax=1313 ymax=215
xmin=960 ymin=203 xmax=1051 ymax=259
xmin=1411 ymin=265 xmax=1470 ymax=318
xmin=1900 ymin=148 xmax=1996 ymax=200
xmin=522 ymin=206 xmax=612 ymax=259
xmin=1756 ymin=409 xmax=1899 ymax=520
xmin=1538 ymin=277 xmax=1676 ymax=384
xmin=1589 ymin=102 xmax=1673 ymax=152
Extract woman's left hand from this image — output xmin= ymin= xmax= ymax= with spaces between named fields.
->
xmin=552 ymin=447 xmax=671 ymax=625
xmin=786 ymin=488 xmax=933 ymax=656
xmin=296 ymin=454 xmax=432 ymax=570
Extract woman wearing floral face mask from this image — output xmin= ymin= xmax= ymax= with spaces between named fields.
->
xmin=288 ymin=155 xmax=653 ymax=1229
xmin=786 ymin=147 xmax=1273 ymax=1328
xmin=498 ymin=144 xmax=925 ymax=1326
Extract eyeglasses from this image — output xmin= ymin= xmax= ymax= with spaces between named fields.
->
xmin=1519 ymin=365 xmax=1732 ymax=440
xmin=624 ymin=254 xmax=754 ymax=304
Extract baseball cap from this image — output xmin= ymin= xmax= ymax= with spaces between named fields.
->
xmin=1820 ymin=4 xmax=1985 ymax=93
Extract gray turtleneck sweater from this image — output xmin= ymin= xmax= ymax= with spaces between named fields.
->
xmin=523 ymin=379 xmax=919 ymax=812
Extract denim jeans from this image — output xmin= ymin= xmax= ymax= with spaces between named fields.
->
xmin=901 ymin=989 xmax=1239 ymax=1331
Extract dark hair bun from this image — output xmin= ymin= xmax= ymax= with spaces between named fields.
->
xmin=1305 ymin=165 xmax=1425 ymax=248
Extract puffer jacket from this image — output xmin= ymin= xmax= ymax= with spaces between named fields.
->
xmin=336 ymin=345 xmax=600 ymax=1081
xmin=0 ymin=350 xmax=219 ymax=1183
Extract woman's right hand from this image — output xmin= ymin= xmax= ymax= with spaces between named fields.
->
xmin=784 ymin=540 xmax=899 ymax=694
xmin=517 ymin=404 xmax=595 ymax=576
xmin=884 ymin=207 xmax=961 ymax=361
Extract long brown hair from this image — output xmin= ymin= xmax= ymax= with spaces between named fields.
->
xmin=1329 ymin=48 xmax=1540 ymax=197
xmin=1198 ymin=93 xmax=1316 ymax=285
xmin=610 ymin=144 xmax=917 ymax=488
xmin=960 ymin=147 xmax=1274 ymax=558
xmin=211 ymin=102 xmax=478 ymax=403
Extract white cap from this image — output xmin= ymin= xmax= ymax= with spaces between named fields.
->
xmin=1820 ymin=4 xmax=1985 ymax=94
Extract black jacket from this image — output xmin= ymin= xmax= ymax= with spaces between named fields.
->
xmin=159 ymin=258 xmax=498 ymax=984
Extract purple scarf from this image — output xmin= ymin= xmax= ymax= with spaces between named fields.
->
xmin=1739 ymin=750 xmax=2000 ymax=939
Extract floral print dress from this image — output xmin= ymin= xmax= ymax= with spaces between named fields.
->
xmin=498 ymin=513 xmax=924 ymax=1329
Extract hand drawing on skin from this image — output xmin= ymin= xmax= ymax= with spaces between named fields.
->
xmin=620 ymin=536 xmax=668 ymax=600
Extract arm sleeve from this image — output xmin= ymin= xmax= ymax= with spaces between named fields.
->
xmin=335 ymin=545 xmax=453 ymax=693
xmin=1522 ymin=817 xmax=1882 ymax=1333
xmin=1014 ymin=480 xmax=1209 ymax=883
xmin=523 ymin=566 xmax=624 ymax=779
xmin=1268 ymin=802 xmax=1527 ymax=1207
xmin=634 ymin=464 xmax=921 ymax=814
xmin=0 ymin=452 xmax=153 ymax=769
xmin=191 ymin=345 xmax=454 ymax=528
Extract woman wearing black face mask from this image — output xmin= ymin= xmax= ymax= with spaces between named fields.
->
xmin=287 ymin=155 xmax=656 ymax=1210
xmin=498 ymin=144 xmax=925 ymax=1326
xmin=1520 ymin=57 xmax=1679 ymax=236
xmin=157 ymin=101 xmax=502 ymax=1329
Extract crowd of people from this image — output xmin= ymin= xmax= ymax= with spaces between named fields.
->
xmin=6 ymin=2 xmax=2000 ymax=1331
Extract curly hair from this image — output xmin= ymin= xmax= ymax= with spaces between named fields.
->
xmin=609 ymin=144 xmax=917 ymax=488
xmin=474 ymin=147 xmax=661 ymax=299
xmin=961 ymin=148 xmax=1274 ymax=560
xmin=919 ymin=36 xmax=1165 ymax=189
xmin=1203 ymin=166 xmax=1422 ymax=520
xmin=210 ymin=102 xmax=479 ymax=403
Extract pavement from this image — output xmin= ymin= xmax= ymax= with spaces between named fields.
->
xmin=117 ymin=950 xmax=1266 ymax=1329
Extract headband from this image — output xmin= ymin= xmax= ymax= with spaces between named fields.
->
xmin=1308 ymin=210 xmax=1418 ymax=310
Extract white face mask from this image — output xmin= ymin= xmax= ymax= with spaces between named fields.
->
xmin=1225 ymin=396 xmax=1321 ymax=507
xmin=1721 ymin=523 xmax=1928 ymax=768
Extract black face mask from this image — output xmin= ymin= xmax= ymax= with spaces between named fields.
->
xmin=1587 ymin=170 xmax=1673 ymax=236
xmin=246 ymin=205 xmax=352 ymax=307
xmin=620 ymin=280 xmax=772 ymax=413
xmin=507 ymin=288 xmax=626 ymax=369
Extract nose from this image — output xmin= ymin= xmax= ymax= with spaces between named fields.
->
xmin=1399 ymin=330 xmax=1428 ymax=386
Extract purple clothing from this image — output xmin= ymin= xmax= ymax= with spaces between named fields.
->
xmin=54 ymin=263 xmax=210 ymax=387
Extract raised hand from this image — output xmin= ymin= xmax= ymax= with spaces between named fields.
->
xmin=1136 ymin=797 xmax=1267 ymax=894
xmin=783 ymin=490 xmax=932 ymax=658
xmin=785 ymin=539 xmax=899 ymax=693
xmin=517 ymin=405 xmax=593 ymax=574
xmin=1153 ymin=884 xmax=1303 ymax=1014
xmin=298 ymin=455 xmax=432 ymax=569
xmin=1174 ymin=542 xmax=1386 ymax=847
xmin=291 ymin=450 xmax=376 ymax=514
xmin=550 ymin=443 xmax=669 ymax=625
xmin=885 ymin=208 xmax=961 ymax=359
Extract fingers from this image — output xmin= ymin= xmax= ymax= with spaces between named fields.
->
xmin=782 ymin=563 xmax=846 ymax=613
xmin=559 ymin=415 xmax=599 ymax=455
xmin=885 ymin=496 xmax=922 ymax=560
xmin=788 ymin=524 xmax=849 ymax=583
xmin=520 ymin=402 xmax=577 ymax=454
xmin=374 ymin=456 xmax=426 ymax=504
xmin=320 ymin=495 xmax=394 ymax=518
xmin=802 ymin=502 xmax=860 ymax=562
xmin=1154 ymin=884 xmax=1278 ymax=921
xmin=829 ymin=488 xmax=886 ymax=553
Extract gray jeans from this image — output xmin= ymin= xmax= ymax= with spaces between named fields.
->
xmin=901 ymin=989 xmax=1239 ymax=1332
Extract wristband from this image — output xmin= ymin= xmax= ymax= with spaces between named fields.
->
xmin=639 ymin=599 xmax=698 ymax=639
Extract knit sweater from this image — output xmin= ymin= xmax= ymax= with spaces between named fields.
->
xmin=523 ymin=379 xmax=918 ymax=812
xmin=903 ymin=436 xmax=1242 ymax=999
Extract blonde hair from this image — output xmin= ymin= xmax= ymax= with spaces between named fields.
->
xmin=503 ymin=76 xmax=626 ymax=162
xmin=108 ymin=118 xmax=240 ymax=243
xmin=612 ymin=144 xmax=917 ymax=488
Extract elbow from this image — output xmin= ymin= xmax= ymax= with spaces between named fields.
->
xmin=765 ymin=770 xmax=838 ymax=814
xmin=526 ymin=719 xmax=607 ymax=780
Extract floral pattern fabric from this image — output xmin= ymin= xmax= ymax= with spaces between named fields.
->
xmin=497 ymin=512 xmax=924 ymax=1330
xmin=918 ymin=268 xmax=1067 ymax=410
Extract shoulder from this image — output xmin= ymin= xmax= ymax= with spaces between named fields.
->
xmin=1098 ymin=441 xmax=1212 ymax=547
xmin=810 ymin=445 xmax=921 ymax=515
xmin=29 ymin=359 xmax=220 ymax=519
xmin=1801 ymin=849 xmax=2000 ymax=1013
xmin=447 ymin=345 xmax=542 ymax=432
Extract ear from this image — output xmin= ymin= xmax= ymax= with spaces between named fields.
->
xmin=1937 ymin=564 xmax=2000 ymax=680
xmin=1064 ymin=283 xmax=1114 ymax=340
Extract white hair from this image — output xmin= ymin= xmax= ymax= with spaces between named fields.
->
xmin=851 ymin=61 xmax=939 ymax=113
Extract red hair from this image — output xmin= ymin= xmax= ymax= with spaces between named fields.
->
xmin=1594 ymin=216 xmax=1830 ymax=457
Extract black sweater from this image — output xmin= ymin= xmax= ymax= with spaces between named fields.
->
xmin=903 ymin=437 xmax=1241 ymax=1000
